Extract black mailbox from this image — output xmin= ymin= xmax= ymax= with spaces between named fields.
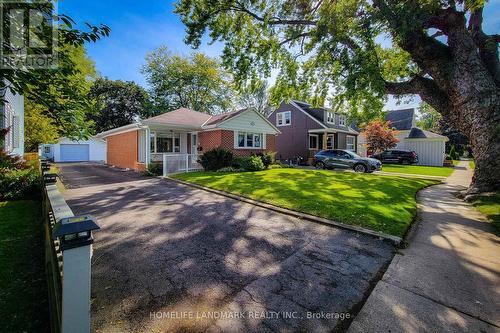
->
xmin=43 ymin=173 xmax=58 ymax=184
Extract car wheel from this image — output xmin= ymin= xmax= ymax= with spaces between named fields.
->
xmin=354 ymin=164 xmax=367 ymax=173
xmin=315 ymin=161 xmax=325 ymax=169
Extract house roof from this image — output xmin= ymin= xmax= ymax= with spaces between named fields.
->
xmin=143 ymin=108 xmax=211 ymax=127
xmin=203 ymin=108 xmax=247 ymax=126
xmin=406 ymin=127 xmax=448 ymax=140
xmin=291 ymin=100 xmax=359 ymax=134
xmin=385 ymin=109 xmax=415 ymax=130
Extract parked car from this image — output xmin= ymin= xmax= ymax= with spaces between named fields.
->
xmin=371 ymin=150 xmax=419 ymax=165
xmin=313 ymin=149 xmax=382 ymax=173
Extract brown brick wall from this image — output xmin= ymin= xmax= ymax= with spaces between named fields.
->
xmin=199 ymin=129 xmax=276 ymax=156
xmin=106 ymin=130 xmax=145 ymax=171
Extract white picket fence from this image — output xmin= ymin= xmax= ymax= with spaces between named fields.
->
xmin=162 ymin=154 xmax=203 ymax=176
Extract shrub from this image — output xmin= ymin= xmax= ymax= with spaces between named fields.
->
xmin=199 ymin=148 xmax=234 ymax=171
xmin=256 ymin=152 xmax=274 ymax=168
xmin=237 ymin=155 xmax=265 ymax=171
xmin=0 ymin=150 xmax=29 ymax=170
xmin=449 ymin=145 xmax=459 ymax=160
xmin=268 ymin=164 xmax=282 ymax=169
xmin=144 ymin=163 xmax=162 ymax=176
xmin=0 ymin=168 xmax=41 ymax=200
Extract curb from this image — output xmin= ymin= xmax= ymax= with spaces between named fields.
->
xmin=164 ymin=177 xmax=403 ymax=246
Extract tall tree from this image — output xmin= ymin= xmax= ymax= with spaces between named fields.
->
xmin=238 ymin=79 xmax=272 ymax=116
xmin=0 ymin=1 xmax=109 ymax=138
xmin=175 ymin=0 xmax=500 ymax=194
xmin=24 ymin=100 xmax=60 ymax=152
xmin=88 ymin=78 xmax=152 ymax=133
xmin=142 ymin=46 xmax=235 ymax=114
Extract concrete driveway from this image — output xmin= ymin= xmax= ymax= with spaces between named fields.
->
xmin=59 ymin=163 xmax=394 ymax=333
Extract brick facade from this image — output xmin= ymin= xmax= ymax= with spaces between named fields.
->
xmin=106 ymin=130 xmax=145 ymax=171
xmin=198 ymin=129 xmax=276 ymax=156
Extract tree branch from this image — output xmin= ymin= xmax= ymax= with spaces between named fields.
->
xmin=230 ymin=4 xmax=317 ymax=26
xmin=384 ymin=76 xmax=450 ymax=115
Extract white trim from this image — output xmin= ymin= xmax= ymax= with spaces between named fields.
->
xmin=96 ymin=123 xmax=142 ymax=138
xmin=289 ymin=100 xmax=328 ymax=129
xmin=326 ymin=111 xmax=335 ymax=124
xmin=234 ymin=130 xmax=265 ymax=149
xmin=346 ymin=135 xmax=356 ymax=151
xmin=339 ymin=115 xmax=346 ymax=126
xmin=205 ymin=108 xmax=281 ymax=134
xmin=276 ymin=111 xmax=291 ymax=127
xmin=326 ymin=134 xmax=335 ymax=149
xmin=308 ymin=134 xmax=319 ymax=150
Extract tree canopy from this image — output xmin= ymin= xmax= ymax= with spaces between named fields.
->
xmin=364 ymin=120 xmax=399 ymax=154
xmin=142 ymin=47 xmax=235 ymax=114
xmin=175 ymin=0 xmax=500 ymax=193
xmin=88 ymin=78 xmax=152 ymax=133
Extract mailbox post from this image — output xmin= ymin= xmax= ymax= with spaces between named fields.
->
xmin=52 ymin=215 xmax=100 ymax=333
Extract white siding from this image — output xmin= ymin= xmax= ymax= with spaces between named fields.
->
xmin=404 ymin=140 xmax=446 ymax=166
xmin=1 ymin=87 xmax=24 ymax=156
xmin=218 ymin=109 xmax=278 ymax=134
xmin=51 ymin=137 xmax=106 ymax=162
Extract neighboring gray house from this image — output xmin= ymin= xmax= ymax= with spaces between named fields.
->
xmin=268 ymin=100 xmax=359 ymax=164
xmin=358 ymin=108 xmax=448 ymax=166
xmin=1 ymin=87 xmax=24 ymax=156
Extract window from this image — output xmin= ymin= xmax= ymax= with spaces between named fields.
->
xmin=339 ymin=115 xmax=346 ymax=126
xmin=44 ymin=146 xmax=51 ymax=153
xmin=346 ymin=135 xmax=355 ymax=151
xmin=276 ymin=111 xmax=291 ymax=126
xmin=326 ymin=135 xmax=334 ymax=149
xmin=327 ymin=112 xmax=335 ymax=124
xmin=237 ymin=131 xmax=263 ymax=148
xmin=151 ymin=132 xmax=181 ymax=153
xmin=309 ymin=134 xmax=319 ymax=149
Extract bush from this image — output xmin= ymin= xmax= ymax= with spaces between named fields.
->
xmin=0 ymin=150 xmax=29 ymax=170
xmin=200 ymin=148 xmax=234 ymax=171
xmin=255 ymin=152 xmax=274 ymax=168
xmin=143 ymin=163 xmax=162 ymax=176
xmin=449 ymin=145 xmax=459 ymax=160
xmin=0 ymin=168 xmax=41 ymax=200
xmin=235 ymin=155 xmax=265 ymax=171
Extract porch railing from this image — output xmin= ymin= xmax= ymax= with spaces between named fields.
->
xmin=162 ymin=153 xmax=203 ymax=176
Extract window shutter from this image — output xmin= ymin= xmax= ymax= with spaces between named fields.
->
xmin=12 ymin=115 xmax=19 ymax=148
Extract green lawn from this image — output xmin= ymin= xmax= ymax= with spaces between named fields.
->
xmin=0 ymin=201 xmax=49 ymax=332
xmin=173 ymin=169 xmax=438 ymax=237
xmin=470 ymin=193 xmax=500 ymax=231
xmin=469 ymin=160 xmax=475 ymax=169
xmin=381 ymin=164 xmax=455 ymax=177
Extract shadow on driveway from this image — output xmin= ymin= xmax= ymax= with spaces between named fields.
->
xmin=59 ymin=163 xmax=394 ymax=333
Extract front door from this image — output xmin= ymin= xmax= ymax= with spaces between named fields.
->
xmin=326 ymin=134 xmax=334 ymax=150
xmin=191 ymin=133 xmax=198 ymax=155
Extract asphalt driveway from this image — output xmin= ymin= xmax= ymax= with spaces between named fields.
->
xmin=59 ymin=163 xmax=394 ymax=333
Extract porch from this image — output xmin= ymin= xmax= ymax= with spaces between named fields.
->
xmin=138 ymin=125 xmax=203 ymax=175
xmin=307 ymin=129 xmax=357 ymax=163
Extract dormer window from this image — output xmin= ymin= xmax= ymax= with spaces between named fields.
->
xmin=326 ymin=112 xmax=335 ymax=124
xmin=339 ymin=115 xmax=346 ymax=126
xmin=277 ymin=111 xmax=291 ymax=126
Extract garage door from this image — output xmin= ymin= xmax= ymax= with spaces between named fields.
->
xmin=60 ymin=144 xmax=90 ymax=162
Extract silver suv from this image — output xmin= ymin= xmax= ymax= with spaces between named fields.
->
xmin=313 ymin=149 xmax=382 ymax=173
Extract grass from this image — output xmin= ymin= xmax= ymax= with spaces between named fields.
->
xmin=173 ymin=169 xmax=438 ymax=237
xmin=452 ymin=160 xmax=460 ymax=166
xmin=469 ymin=160 xmax=475 ymax=169
xmin=470 ymin=192 xmax=500 ymax=231
xmin=0 ymin=201 xmax=50 ymax=332
xmin=381 ymin=164 xmax=455 ymax=177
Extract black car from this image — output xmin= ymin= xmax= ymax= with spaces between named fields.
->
xmin=313 ymin=149 xmax=382 ymax=173
xmin=371 ymin=150 xmax=418 ymax=165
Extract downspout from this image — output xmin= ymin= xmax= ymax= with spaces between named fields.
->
xmin=144 ymin=126 xmax=151 ymax=168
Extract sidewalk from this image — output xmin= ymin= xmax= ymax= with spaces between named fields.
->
xmin=349 ymin=161 xmax=500 ymax=332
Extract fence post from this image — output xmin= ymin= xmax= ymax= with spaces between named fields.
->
xmin=44 ymin=168 xmax=100 ymax=333
xmin=186 ymin=154 xmax=189 ymax=172
xmin=163 ymin=154 xmax=167 ymax=176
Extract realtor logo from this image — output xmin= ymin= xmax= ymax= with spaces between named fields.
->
xmin=0 ymin=0 xmax=58 ymax=69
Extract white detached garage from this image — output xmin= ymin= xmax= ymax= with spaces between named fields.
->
xmin=41 ymin=137 xmax=106 ymax=162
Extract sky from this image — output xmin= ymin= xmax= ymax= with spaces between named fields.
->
xmin=59 ymin=0 xmax=500 ymax=111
